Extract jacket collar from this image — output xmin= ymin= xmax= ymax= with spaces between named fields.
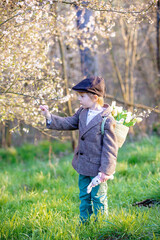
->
xmin=101 ymin=104 xmax=112 ymax=116
xmin=79 ymin=104 xmax=111 ymax=137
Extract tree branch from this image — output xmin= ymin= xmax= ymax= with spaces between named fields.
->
xmin=52 ymin=1 xmax=154 ymax=14
xmin=0 ymin=13 xmax=22 ymax=27
xmin=1 ymin=91 xmax=67 ymax=102
xmin=89 ymin=2 xmax=154 ymax=14
xmin=105 ymin=94 xmax=160 ymax=113
xmin=3 ymin=91 xmax=159 ymax=113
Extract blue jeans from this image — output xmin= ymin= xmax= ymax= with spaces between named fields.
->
xmin=78 ymin=174 xmax=108 ymax=223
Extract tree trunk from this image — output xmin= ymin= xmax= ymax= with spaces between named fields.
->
xmin=1 ymin=121 xmax=12 ymax=148
xmin=108 ymin=39 xmax=126 ymax=102
xmin=6 ymin=121 xmax=12 ymax=147
xmin=52 ymin=2 xmax=77 ymax=150
xmin=75 ymin=2 xmax=98 ymax=77
xmin=58 ymin=36 xmax=77 ymax=150
xmin=157 ymin=0 xmax=160 ymax=99
xmin=1 ymin=123 xmax=6 ymax=148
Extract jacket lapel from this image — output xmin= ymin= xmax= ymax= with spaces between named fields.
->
xmin=80 ymin=104 xmax=111 ymax=138
xmin=80 ymin=114 xmax=102 ymax=138
xmin=79 ymin=108 xmax=88 ymax=131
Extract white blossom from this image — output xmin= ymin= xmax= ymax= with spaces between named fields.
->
xmin=59 ymin=95 xmax=71 ymax=103
xmin=118 ymin=118 xmax=124 ymax=124
xmin=125 ymin=116 xmax=132 ymax=123
xmin=116 ymin=106 xmax=123 ymax=114
xmin=15 ymin=16 xmax=24 ymax=24
xmin=127 ymin=112 xmax=132 ymax=117
xmin=136 ymin=117 xmax=143 ymax=123
xmin=111 ymin=101 xmax=116 ymax=108
xmin=110 ymin=32 xmax=116 ymax=37
xmin=112 ymin=108 xmax=117 ymax=117
xmin=23 ymin=128 xmax=29 ymax=133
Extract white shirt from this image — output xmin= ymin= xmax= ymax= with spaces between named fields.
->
xmin=86 ymin=108 xmax=104 ymax=125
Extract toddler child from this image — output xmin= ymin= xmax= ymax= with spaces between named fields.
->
xmin=40 ymin=76 xmax=118 ymax=224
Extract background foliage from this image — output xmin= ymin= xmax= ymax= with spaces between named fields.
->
xmin=0 ymin=0 xmax=159 ymax=147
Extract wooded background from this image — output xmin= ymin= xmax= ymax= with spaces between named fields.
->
xmin=0 ymin=0 xmax=160 ymax=148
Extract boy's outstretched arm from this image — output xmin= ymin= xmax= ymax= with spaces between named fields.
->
xmin=40 ymin=105 xmax=82 ymax=131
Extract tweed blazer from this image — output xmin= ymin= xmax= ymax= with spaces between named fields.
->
xmin=46 ymin=104 xmax=118 ymax=177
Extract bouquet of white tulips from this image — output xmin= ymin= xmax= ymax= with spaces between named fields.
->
xmin=110 ymin=101 xmax=151 ymax=147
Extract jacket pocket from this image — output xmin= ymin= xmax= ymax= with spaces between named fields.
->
xmin=89 ymin=158 xmax=100 ymax=165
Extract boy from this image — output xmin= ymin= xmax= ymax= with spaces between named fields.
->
xmin=40 ymin=76 xmax=118 ymax=223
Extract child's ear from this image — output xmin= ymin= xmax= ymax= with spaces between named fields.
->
xmin=94 ymin=95 xmax=98 ymax=101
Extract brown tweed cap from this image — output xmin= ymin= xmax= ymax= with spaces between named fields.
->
xmin=72 ymin=76 xmax=106 ymax=97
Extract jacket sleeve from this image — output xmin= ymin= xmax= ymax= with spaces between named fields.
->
xmin=99 ymin=116 xmax=118 ymax=176
xmin=46 ymin=107 xmax=83 ymax=131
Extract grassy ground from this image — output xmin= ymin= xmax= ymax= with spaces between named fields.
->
xmin=0 ymin=136 xmax=159 ymax=240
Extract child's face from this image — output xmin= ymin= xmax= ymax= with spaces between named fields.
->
xmin=77 ymin=92 xmax=96 ymax=109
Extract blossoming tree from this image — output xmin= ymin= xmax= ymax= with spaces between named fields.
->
xmin=0 ymin=0 xmax=157 ymax=147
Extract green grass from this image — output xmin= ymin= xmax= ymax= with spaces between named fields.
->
xmin=0 ymin=137 xmax=159 ymax=240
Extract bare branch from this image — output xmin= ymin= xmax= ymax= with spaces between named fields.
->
xmin=0 ymin=13 xmax=22 ymax=27
xmin=105 ymin=94 xmax=160 ymax=114
xmin=90 ymin=2 xmax=154 ymax=14
xmin=52 ymin=1 xmax=154 ymax=15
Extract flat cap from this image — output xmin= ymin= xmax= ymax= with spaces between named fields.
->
xmin=72 ymin=76 xmax=105 ymax=97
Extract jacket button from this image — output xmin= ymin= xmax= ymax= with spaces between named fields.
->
xmin=80 ymin=152 xmax=83 ymax=155
xmin=81 ymin=136 xmax=85 ymax=140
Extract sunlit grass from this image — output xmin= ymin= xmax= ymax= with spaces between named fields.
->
xmin=0 ymin=137 xmax=159 ymax=239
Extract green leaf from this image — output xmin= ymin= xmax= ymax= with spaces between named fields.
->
xmin=124 ymin=122 xmax=134 ymax=127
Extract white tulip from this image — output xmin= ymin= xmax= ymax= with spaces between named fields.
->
xmin=118 ymin=118 xmax=124 ymax=124
xmin=117 ymin=106 xmax=123 ymax=114
xmin=110 ymin=106 xmax=113 ymax=112
xmin=127 ymin=111 xmax=132 ymax=117
xmin=111 ymin=101 xmax=116 ymax=108
xmin=112 ymin=108 xmax=117 ymax=117
xmin=125 ymin=116 xmax=132 ymax=123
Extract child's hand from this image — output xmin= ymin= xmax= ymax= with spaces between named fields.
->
xmin=87 ymin=172 xmax=114 ymax=194
xmin=99 ymin=172 xmax=113 ymax=182
xmin=39 ymin=105 xmax=51 ymax=120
